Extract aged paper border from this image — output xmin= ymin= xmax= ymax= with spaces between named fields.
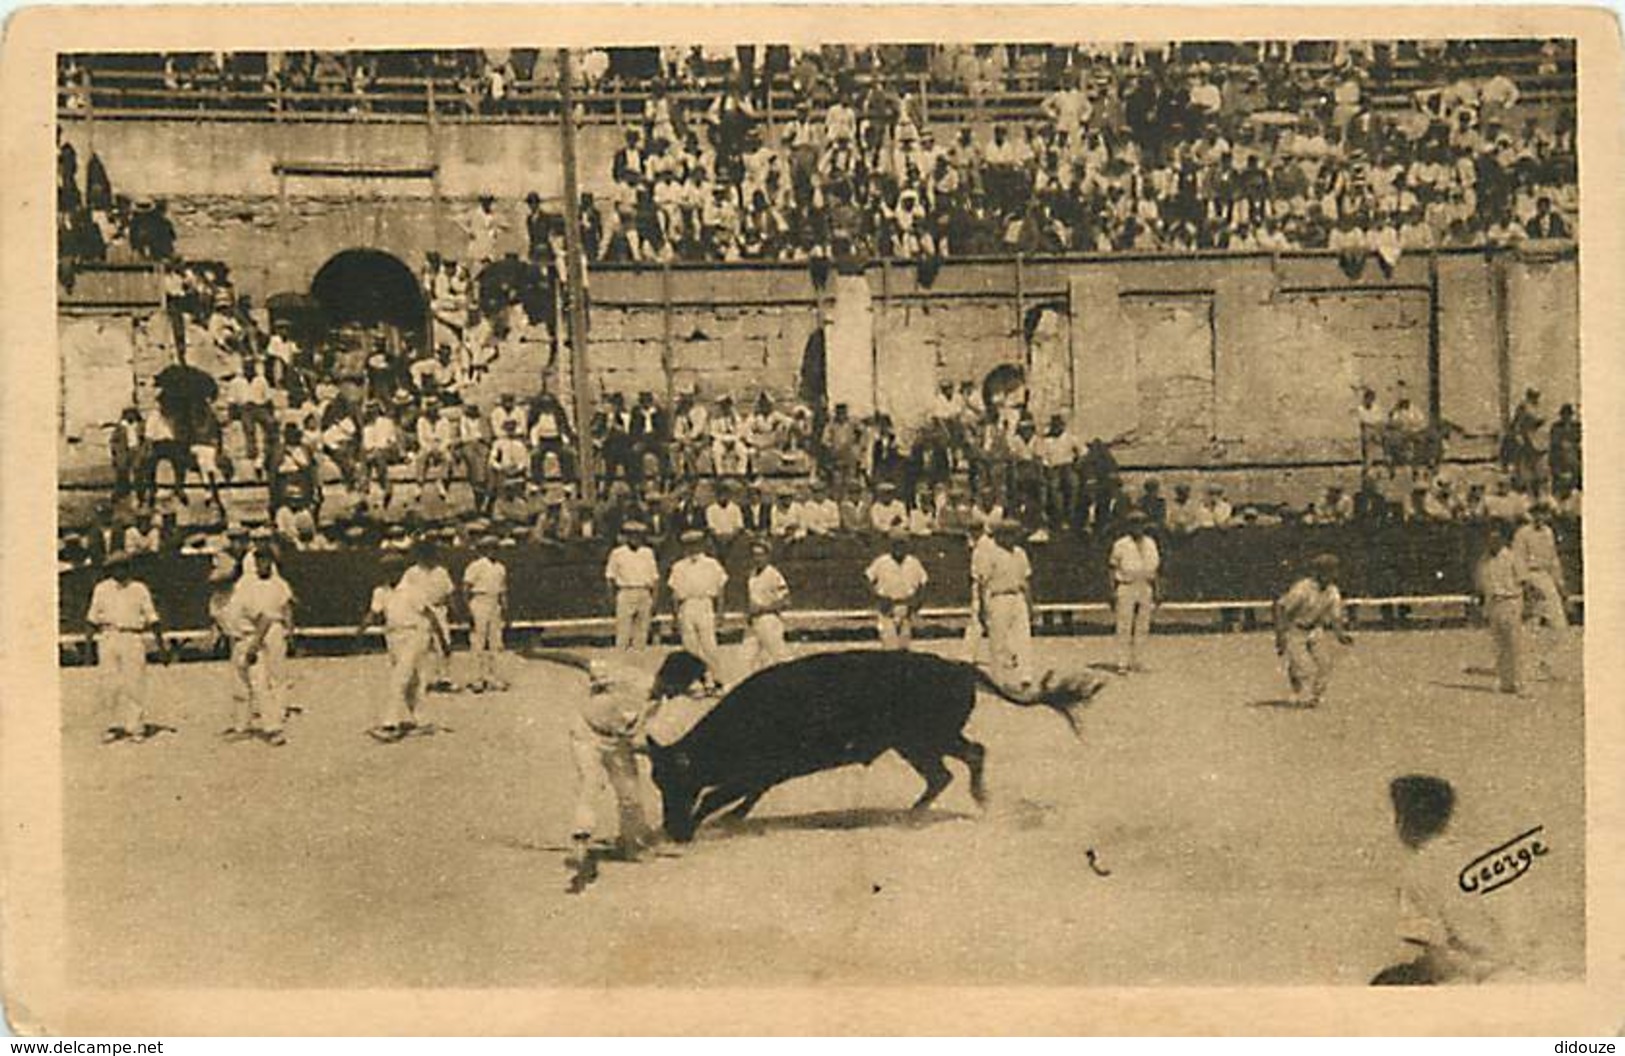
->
xmin=2 ymin=3 xmax=1621 ymax=1035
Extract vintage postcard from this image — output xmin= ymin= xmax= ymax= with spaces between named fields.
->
xmin=1 ymin=3 xmax=1621 ymax=1036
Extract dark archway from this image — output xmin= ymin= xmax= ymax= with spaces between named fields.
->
xmin=310 ymin=249 xmax=426 ymax=340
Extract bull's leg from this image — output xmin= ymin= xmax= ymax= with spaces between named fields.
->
xmin=723 ymin=789 xmax=766 ymax=821
xmin=948 ymin=736 xmax=989 ymax=807
xmin=900 ymin=749 xmax=954 ymax=813
xmin=693 ymin=783 xmax=755 ymax=827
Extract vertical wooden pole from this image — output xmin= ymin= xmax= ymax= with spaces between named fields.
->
xmin=426 ymin=76 xmax=443 ymax=347
xmin=660 ymin=262 xmax=676 ymax=410
xmin=1491 ymin=249 xmax=1512 ymax=428
xmin=1014 ymin=252 xmax=1027 ymax=372
xmin=875 ymin=258 xmax=888 ymax=417
xmin=1426 ymin=252 xmax=1442 ymax=426
xmin=558 ymin=49 xmax=598 ymax=502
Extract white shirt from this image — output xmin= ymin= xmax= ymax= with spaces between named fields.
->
xmin=223 ymin=574 xmax=294 ymax=638
xmin=529 ymin=411 xmax=565 ymax=444
xmin=124 ymin=525 xmax=161 ymax=554
xmin=800 ymin=499 xmax=840 ymax=535
xmin=87 ymin=578 xmax=158 ymax=631
xmin=747 ymin=566 xmax=791 ymax=614
xmin=1038 ymin=431 xmax=1082 ymax=467
xmin=1395 ymin=832 xmax=1550 ymax=982
xmin=398 ymin=564 xmax=455 ymax=609
xmin=769 ymin=504 xmax=803 ymax=539
xmin=865 ymin=554 xmax=929 ymax=601
xmin=605 ymin=544 xmax=660 ymax=590
xmin=321 ymin=418 xmax=357 ymax=449
xmin=490 ymin=406 xmax=527 ymax=437
xmin=979 ymin=545 xmax=1032 ymax=596
xmin=416 ymin=416 xmax=456 ymax=453
xmin=227 ymin=375 xmax=273 ymax=406
xmin=370 ymin=584 xmax=428 ymax=631
xmin=970 ymin=504 xmax=1006 ymax=533
xmin=265 ymin=334 xmax=298 ymax=365
xmin=463 ymin=556 xmax=508 ymax=598
xmin=705 ymin=502 xmax=745 ymax=538
xmin=1110 ymin=534 xmax=1161 ymax=584
xmin=970 ymin=533 xmax=1000 ymax=586
xmin=362 ymin=418 xmax=398 ymax=452
xmin=1278 ymin=577 xmax=1343 ymax=630
xmin=579 ymin=661 xmax=659 ymax=740
xmin=1511 ymin=524 xmax=1561 ymax=579
xmin=668 ymin=554 xmax=727 ymax=603
xmin=870 ymin=499 xmax=908 ymax=532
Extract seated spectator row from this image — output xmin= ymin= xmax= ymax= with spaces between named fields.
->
xmin=57 ymin=40 xmax=1574 ymax=119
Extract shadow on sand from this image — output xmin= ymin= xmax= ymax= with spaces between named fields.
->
xmin=1246 ymin=698 xmax=1318 ymax=710
xmin=1427 ymin=680 xmax=1503 ymax=695
xmin=705 ymin=806 xmax=973 ymax=840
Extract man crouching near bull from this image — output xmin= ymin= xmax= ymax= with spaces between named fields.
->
xmin=526 ymin=649 xmax=710 ymax=864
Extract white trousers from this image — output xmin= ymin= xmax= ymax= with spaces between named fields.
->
xmin=468 ymin=596 xmax=504 ymax=682
xmin=569 ymin=716 xmax=652 ymax=843
xmin=614 ymin=588 xmax=654 ymax=650
xmin=99 ymin=631 xmax=148 ymax=732
xmin=232 ymin=624 xmax=286 ymax=732
xmin=380 ymin=627 xmax=429 ymax=728
xmin=677 ymin=599 xmax=723 ymax=679
xmin=743 ymin=612 xmax=789 ymax=671
xmin=1115 ymin=581 xmax=1155 ymax=668
xmin=984 ymin=593 xmax=1033 ymax=687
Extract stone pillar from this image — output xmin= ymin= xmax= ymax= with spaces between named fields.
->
xmin=826 ymin=273 xmax=875 ymax=418
xmin=1068 ymin=270 xmax=1137 ymax=443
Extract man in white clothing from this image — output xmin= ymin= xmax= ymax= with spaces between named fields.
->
xmin=979 ymin=520 xmax=1035 ymax=690
xmin=667 ymin=529 xmax=728 ymax=690
xmin=1511 ymin=507 xmax=1568 ymax=679
xmin=866 ymin=529 xmax=929 ymax=649
xmin=743 ymin=539 xmax=792 ymax=671
xmin=1109 ymin=510 xmax=1160 ymax=673
xmin=221 ymin=545 xmax=296 ymax=745
xmin=355 ymin=553 xmax=450 ymax=741
xmin=398 ymin=538 xmax=458 ymax=692
xmin=604 ymin=521 xmax=660 ymax=650
xmin=462 ymin=533 xmax=510 ymax=693
xmin=84 ymin=551 xmax=172 ymax=743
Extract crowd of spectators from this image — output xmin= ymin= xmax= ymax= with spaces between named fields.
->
xmin=57 ymin=135 xmax=177 ymax=271
xmin=57 ymin=41 xmax=1582 ymax=569
xmin=65 ymin=350 xmax=1583 ymax=571
xmin=581 ymin=40 xmax=1575 ymax=265
xmin=61 ymin=42 xmax=1577 ymax=266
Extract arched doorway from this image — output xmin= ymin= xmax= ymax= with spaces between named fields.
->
xmin=310 ymin=249 xmax=427 ymax=349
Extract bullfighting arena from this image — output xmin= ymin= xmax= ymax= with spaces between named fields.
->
xmin=62 ymin=627 xmax=1584 ymax=988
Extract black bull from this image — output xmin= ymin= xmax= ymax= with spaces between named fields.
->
xmin=646 ymin=651 xmax=1103 ymax=842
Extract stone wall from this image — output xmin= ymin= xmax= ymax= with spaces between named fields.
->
xmin=60 ymin=248 xmax=1577 ymax=475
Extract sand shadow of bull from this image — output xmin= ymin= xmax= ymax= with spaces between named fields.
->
xmin=646 ymin=651 xmax=1105 ymax=843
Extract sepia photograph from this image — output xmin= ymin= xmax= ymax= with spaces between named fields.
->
xmin=4 ymin=4 xmax=1622 ymax=1037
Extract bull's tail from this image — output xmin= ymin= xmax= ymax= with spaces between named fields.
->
xmin=969 ymin=664 xmax=1106 ymax=739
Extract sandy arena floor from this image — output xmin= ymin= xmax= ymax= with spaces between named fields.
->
xmin=61 ymin=627 xmax=1584 ymax=988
